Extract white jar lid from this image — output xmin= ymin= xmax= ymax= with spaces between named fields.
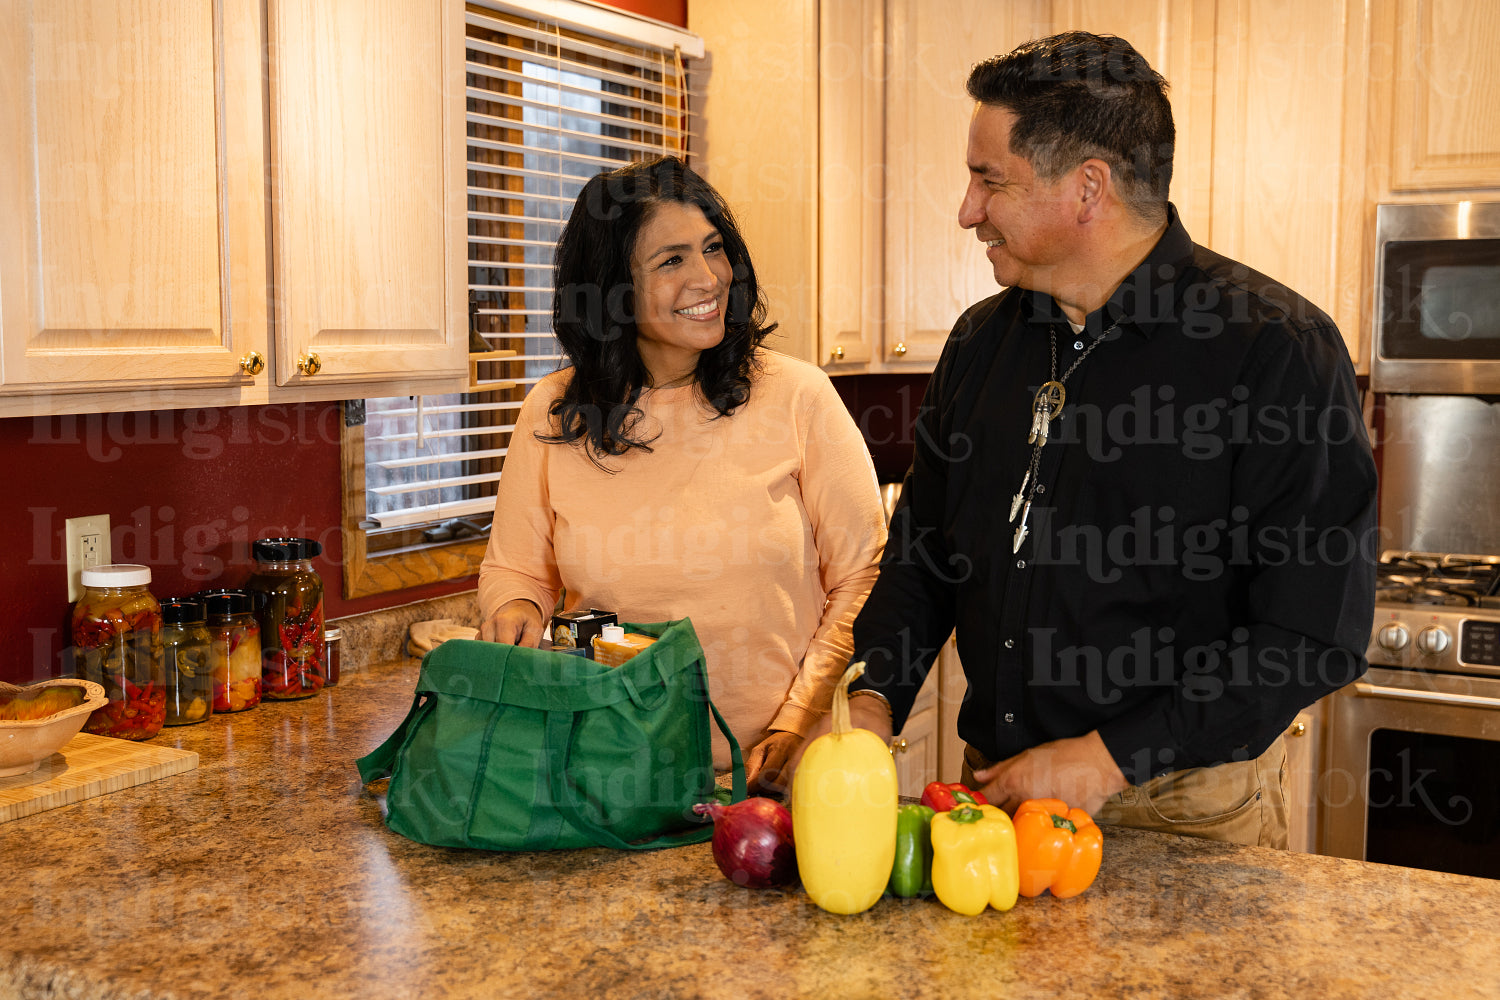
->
xmin=81 ymin=564 xmax=152 ymax=588
xmin=598 ymin=624 xmax=625 ymax=642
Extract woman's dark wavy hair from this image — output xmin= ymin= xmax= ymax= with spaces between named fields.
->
xmin=539 ymin=156 xmax=776 ymax=463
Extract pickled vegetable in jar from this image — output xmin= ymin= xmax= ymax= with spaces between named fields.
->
xmin=198 ymin=589 xmax=261 ymax=713
xmin=245 ymin=537 xmax=326 ymax=701
xmin=71 ymin=564 xmax=165 ymax=741
xmin=159 ymin=598 xmax=212 ymax=725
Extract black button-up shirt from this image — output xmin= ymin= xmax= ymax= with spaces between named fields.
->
xmin=850 ymin=207 xmax=1378 ymax=784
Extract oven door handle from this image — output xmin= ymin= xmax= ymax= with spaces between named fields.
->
xmin=1353 ymin=680 xmax=1500 ymax=710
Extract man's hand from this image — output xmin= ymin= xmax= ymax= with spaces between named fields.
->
xmin=781 ymin=695 xmax=894 ymax=790
xmin=479 ymin=599 xmax=545 ymax=646
xmin=744 ymin=731 xmax=804 ymax=796
xmin=972 ymin=730 xmax=1128 ymax=816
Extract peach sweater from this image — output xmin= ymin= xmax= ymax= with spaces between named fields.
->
xmin=477 ymin=351 xmax=887 ymax=767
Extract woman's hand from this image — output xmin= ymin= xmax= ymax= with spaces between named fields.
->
xmin=745 ymin=731 xmax=805 ymax=796
xmin=479 ymin=599 xmax=545 ymax=647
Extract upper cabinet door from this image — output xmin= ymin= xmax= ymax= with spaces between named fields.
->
xmin=0 ymin=0 xmax=268 ymax=393
xmin=882 ymin=0 xmax=1044 ymax=367
xmin=268 ymin=0 xmax=466 ymax=388
xmin=1381 ymin=0 xmax=1500 ymax=192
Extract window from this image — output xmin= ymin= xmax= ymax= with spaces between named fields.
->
xmin=340 ymin=0 xmax=702 ymax=598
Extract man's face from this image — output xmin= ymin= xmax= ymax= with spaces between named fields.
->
xmin=958 ymin=104 xmax=1079 ymax=293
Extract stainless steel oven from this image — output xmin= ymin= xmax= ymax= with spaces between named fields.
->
xmin=1321 ymin=553 xmax=1500 ymax=878
xmin=1371 ymin=201 xmax=1500 ymax=395
xmin=1320 ymin=202 xmax=1500 ymax=878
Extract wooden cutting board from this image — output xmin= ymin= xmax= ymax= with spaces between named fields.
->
xmin=0 ymin=731 xmax=199 ymax=823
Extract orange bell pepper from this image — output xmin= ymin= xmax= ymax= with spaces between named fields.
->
xmin=1013 ymin=798 xmax=1103 ymax=899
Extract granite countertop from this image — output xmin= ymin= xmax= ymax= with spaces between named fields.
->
xmin=4 ymin=657 xmax=1499 ymax=1000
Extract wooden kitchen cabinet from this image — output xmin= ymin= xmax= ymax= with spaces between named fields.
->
xmin=268 ymin=0 xmax=467 ymax=391
xmin=688 ymin=0 xmax=821 ymax=364
xmin=0 ymin=0 xmax=467 ymax=418
xmin=1201 ymin=0 xmax=1371 ymax=371
xmin=891 ymin=633 xmax=969 ymax=796
xmin=1283 ymin=704 xmax=1324 ymax=854
xmin=1370 ymin=0 xmax=1500 ymax=194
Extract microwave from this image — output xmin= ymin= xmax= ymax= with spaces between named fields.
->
xmin=1371 ymin=201 xmax=1500 ymax=394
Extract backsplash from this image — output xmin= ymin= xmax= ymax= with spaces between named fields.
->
xmin=332 ymin=590 xmax=480 ymax=675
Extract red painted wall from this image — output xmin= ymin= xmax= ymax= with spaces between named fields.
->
xmin=0 ymin=404 xmax=474 ymax=683
xmin=604 ymin=0 xmax=686 ymax=27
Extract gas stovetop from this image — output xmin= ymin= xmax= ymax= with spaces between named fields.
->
xmin=1375 ymin=551 xmax=1500 ymax=610
xmin=1370 ymin=551 xmax=1500 ymax=678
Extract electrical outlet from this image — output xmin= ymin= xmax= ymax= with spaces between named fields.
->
xmin=65 ymin=515 xmax=111 ymax=602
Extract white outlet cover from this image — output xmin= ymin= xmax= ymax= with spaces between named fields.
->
xmin=64 ymin=514 xmax=112 ymax=603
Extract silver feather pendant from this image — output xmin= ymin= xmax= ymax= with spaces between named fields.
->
xmin=1009 ymin=472 xmax=1030 ymax=521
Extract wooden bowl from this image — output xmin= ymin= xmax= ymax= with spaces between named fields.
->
xmin=0 ymin=679 xmax=108 ymax=777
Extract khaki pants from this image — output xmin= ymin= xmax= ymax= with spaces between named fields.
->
xmin=963 ymin=736 xmax=1289 ymax=849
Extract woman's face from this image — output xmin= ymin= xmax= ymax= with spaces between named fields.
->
xmin=629 ymin=200 xmax=733 ymax=386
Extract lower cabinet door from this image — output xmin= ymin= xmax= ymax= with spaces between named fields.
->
xmin=892 ymin=705 xmax=939 ymax=800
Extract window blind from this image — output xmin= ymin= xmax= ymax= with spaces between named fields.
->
xmin=362 ymin=0 xmax=700 ymax=531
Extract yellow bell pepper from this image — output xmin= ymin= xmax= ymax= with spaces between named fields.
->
xmin=929 ymin=803 xmax=1019 ymax=916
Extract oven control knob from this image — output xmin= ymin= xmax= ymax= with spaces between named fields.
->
xmin=1416 ymin=625 xmax=1451 ymax=655
xmin=1377 ymin=623 xmax=1410 ymax=651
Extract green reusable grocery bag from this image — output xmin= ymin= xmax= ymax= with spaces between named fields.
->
xmin=356 ymin=619 xmax=745 ymax=851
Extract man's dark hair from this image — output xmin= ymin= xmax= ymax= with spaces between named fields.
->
xmin=966 ymin=32 xmax=1174 ymax=222
xmin=543 ymin=156 xmax=774 ymax=464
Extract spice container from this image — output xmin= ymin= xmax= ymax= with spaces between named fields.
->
xmin=71 ymin=564 xmax=165 ymax=740
xmin=323 ymin=627 xmax=342 ymax=686
xmin=245 ymin=537 xmax=326 ymax=700
xmin=199 ymin=589 xmax=261 ymax=713
xmin=160 ymin=598 xmax=212 ymax=725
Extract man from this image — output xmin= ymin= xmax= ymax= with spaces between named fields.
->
xmin=822 ymin=31 xmax=1377 ymax=848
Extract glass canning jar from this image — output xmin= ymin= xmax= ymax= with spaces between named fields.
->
xmin=160 ymin=598 xmax=212 ymax=725
xmin=71 ymin=564 xmax=165 ymax=740
xmin=198 ymin=589 xmax=262 ymax=713
xmin=245 ymin=537 xmax=326 ymax=700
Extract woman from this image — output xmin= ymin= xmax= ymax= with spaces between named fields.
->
xmin=477 ymin=157 xmax=886 ymax=792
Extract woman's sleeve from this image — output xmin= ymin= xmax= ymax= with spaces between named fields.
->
xmin=477 ymin=387 xmax=564 ymax=621
xmin=769 ymin=373 xmax=889 ymax=736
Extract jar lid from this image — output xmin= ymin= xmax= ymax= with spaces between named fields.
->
xmin=196 ymin=589 xmax=253 ymax=616
xmin=253 ymin=537 xmax=322 ymax=561
xmin=598 ymin=624 xmax=625 ymax=643
xmin=80 ymin=564 xmax=151 ymax=588
xmin=160 ymin=598 xmax=205 ymax=625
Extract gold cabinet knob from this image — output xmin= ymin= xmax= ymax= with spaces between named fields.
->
xmin=893 ymin=342 xmax=908 ymax=356
xmin=1287 ymin=722 xmax=1307 ymax=737
xmin=297 ymin=353 xmax=322 ymax=376
xmin=830 ymin=345 xmax=845 ymax=361
xmin=239 ymin=351 xmax=265 ymax=376
xmin=890 ymin=736 xmax=908 ymax=754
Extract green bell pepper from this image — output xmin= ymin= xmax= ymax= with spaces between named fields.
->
xmin=888 ymin=803 xmax=936 ymax=898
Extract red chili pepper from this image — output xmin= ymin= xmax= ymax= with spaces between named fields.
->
xmin=921 ymin=781 xmax=990 ymax=812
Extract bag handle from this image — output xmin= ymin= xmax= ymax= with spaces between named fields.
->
xmin=547 ymin=699 xmax=746 ymax=851
xmin=356 ymin=688 xmax=429 ymax=783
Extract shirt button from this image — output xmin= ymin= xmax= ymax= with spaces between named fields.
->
xmin=1073 ymin=340 xmax=1084 ymax=350
xmin=1004 ymin=713 xmax=1015 ymax=724
xmin=1003 ymin=638 xmax=1014 ymax=649
xmin=1036 ymin=484 xmax=1046 ymax=494
xmin=1016 ymin=559 xmax=1026 ymax=569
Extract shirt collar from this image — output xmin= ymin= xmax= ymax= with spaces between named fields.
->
xmin=1022 ymin=203 xmax=1195 ymax=340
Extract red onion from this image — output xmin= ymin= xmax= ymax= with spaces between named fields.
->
xmin=693 ymin=797 xmax=798 ymax=888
